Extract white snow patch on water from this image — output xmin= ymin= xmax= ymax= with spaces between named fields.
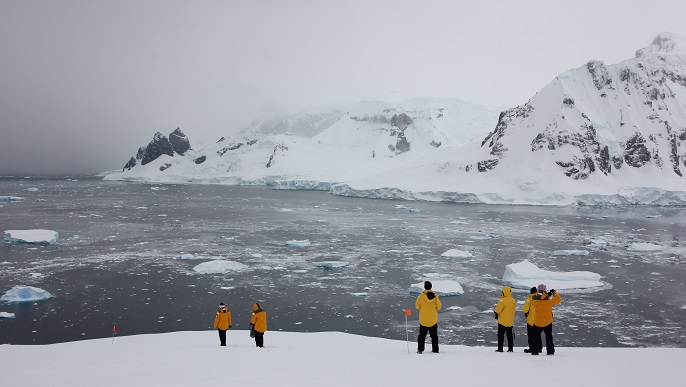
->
xmin=440 ymin=249 xmax=473 ymax=258
xmin=193 ymin=260 xmax=248 ymax=274
xmin=551 ymin=250 xmax=590 ymax=256
xmin=627 ymin=242 xmax=663 ymax=252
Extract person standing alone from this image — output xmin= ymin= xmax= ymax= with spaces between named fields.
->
xmin=250 ymin=303 xmax=267 ymax=348
xmin=213 ymin=302 xmax=232 ymax=346
xmin=415 ymin=281 xmax=442 ymax=354
xmin=493 ymin=285 xmax=516 ymax=352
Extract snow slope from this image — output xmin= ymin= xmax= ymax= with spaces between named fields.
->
xmin=0 ymin=330 xmax=682 ymax=386
xmin=104 ymin=34 xmax=686 ymax=206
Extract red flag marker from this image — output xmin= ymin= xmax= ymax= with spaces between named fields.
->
xmin=404 ymin=309 xmax=411 ymax=316
xmin=112 ymin=324 xmax=118 ymax=344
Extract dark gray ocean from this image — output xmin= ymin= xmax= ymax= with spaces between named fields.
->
xmin=1 ymin=177 xmax=685 ymax=347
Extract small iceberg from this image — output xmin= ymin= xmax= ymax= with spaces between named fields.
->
xmin=179 ymin=253 xmax=196 ymax=260
xmin=286 ymin=239 xmax=311 ymax=247
xmin=351 ymin=292 xmax=368 ymax=297
xmin=4 ymin=229 xmax=59 ymax=245
xmin=627 ymin=242 xmax=663 ymax=252
xmin=409 ymin=280 xmax=464 ymax=296
xmin=550 ymin=250 xmax=590 ymax=256
xmin=0 ymin=312 xmax=16 ymax=318
xmin=193 ymin=260 xmax=248 ymax=274
xmin=440 ymin=249 xmax=473 ymax=258
xmin=1 ymin=286 xmax=55 ymax=303
xmin=502 ymin=260 xmax=603 ymax=290
xmin=409 ymin=208 xmax=423 ymax=213
xmin=0 ymin=196 xmax=25 ymax=203
xmin=313 ymin=261 xmax=350 ymax=270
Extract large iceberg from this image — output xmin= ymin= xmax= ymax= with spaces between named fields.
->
xmin=193 ymin=260 xmax=248 ymax=274
xmin=1 ymin=286 xmax=55 ymax=302
xmin=502 ymin=260 xmax=603 ymax=290
xmin=3 ymin=229 xmax=59 ymax=245
xmin=409 ymin=280 xmax=464 ymax=296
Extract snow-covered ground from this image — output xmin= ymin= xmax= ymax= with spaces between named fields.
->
xmin=0 ymin=330 xmax=682 ymax=386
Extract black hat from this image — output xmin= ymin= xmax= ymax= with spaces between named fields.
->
xmin=530 ymin=287 xmax=537 ymax=294
xmin=424 ymin=281 xmax=432 ymax=290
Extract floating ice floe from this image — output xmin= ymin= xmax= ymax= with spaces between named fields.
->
xmin=645 ymin=215 xmax=662 ymax=218
xmin=351 ymin=292 xmax=368 ymax=297
xmin=550 ymin=250 xmax=590 ymax=256
xmin=627 ymin=242 xmax=663 ymax=252
xmin=502 ymin=260 xmax=603 ymax=290
xmin=193 ymin=260 xmax=248 ymax=274
xmin=179 ymin=253 xmax=195 ymax=260
xmin=469 ymin=235 xmax=492 ymax=240
xmin=3 ymin=229 xmax=59 ymax=245
xmin=23 ymin=187 xmax=39 ymax=192
xmin=312 ymin=261 xmax=350 ymax=270
xmin=0 ymin=196 xmax=25 ymax=202
xmin=449 ymin=220 xmax=468 ymax=225
xmin=409 ymin=208 xmax=423 ymax=213
xmin=286 ymin=239 xmax=310 ymax=247
xmin=681 ymin=305 xmax=686 ymax=310
xmin=440 ymin=249 xmax=473 ymax=258
xmin=0 ymin=312 xmax=16 ymax=318
xmin=409 ymin=280 xmax=464 ymax=296
xmin=586 ymin=238 xmax=609 ymax=247
xmin=1 ymin=286 xmax=55 ymax=303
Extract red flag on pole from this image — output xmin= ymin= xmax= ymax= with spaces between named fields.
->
xmin=404 ymin=309 xmax=411 ymax=316
xmin=113 ymin=324 xmax=118 ymax=333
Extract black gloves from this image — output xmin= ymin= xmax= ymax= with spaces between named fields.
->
xmin=494 ymin=312 xmax=499 ymax=320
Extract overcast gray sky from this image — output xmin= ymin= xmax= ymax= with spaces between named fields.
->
xmin=2 ymin=0 xmax=686 ymax=175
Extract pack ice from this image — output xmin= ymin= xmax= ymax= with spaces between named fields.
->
xmin=502 ymin=260 xmax=603 ymax=290
xmin=0 ymin=196 xmax=25 ymax=202
xmin=1 ymin=286 xmax=55 ymax=302
xmin=3 ymin=229 xmax=59 ymax=245
xmin=312 ymin=261 xmax=350 ymax=270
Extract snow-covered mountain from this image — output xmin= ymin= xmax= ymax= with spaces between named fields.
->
xmin=105 ymin=33 xmax=686 ymax=205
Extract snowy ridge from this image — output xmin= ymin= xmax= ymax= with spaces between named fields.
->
xmin=104 ymin=34 xmax=686 ymax=206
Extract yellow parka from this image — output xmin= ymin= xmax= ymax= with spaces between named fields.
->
xmin=213 ymin=307 xmax=232 ymax=330
xmin=250 ymin=303 xmax=267 ymax=333
xmin=522 ymin=294 xmax=536 ymax=326
xmin=494 ymin=286 xmax=516 ymax=327
xmin=532 ymin=291 xmax=562 ymax=327
xmin=415 ymin=290 xmax=442 ymax=327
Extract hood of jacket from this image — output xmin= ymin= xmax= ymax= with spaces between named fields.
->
xmin=500 ymin=286 xmax=513 ymax=298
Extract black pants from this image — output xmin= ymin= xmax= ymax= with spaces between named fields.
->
xmin=526 ymin=323 xmax=534 ymax=350
xmin=532 ymin=323 xmax=555 ymax=354
xmin=417 ymin=324 xmax=439 ymax=353
xmin=497 ymin=324 xmax=513 ymax=351
xmin=254 ymin=331 xmax=264 ymax=347
xmin=217 ymin=329 xmax=227 ymax=346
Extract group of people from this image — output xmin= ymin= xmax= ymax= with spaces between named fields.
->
xmin=212 ymin=302 xmax=267 ymax=347
xmin=215 ymin=282 xmax=561 ymax=352
xmin=415 ymin=281 xmax=562 ymax=355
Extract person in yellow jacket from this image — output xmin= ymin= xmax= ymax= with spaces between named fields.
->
xmin=493 ymin=285 xmax=516 ymax=352
xmin=213 ymin=302 xmax=232 ymax=346
xmin=415 ymin=281 xmax=442 ymax=354
xmin=530 ymin=284 xmax=562 ymax=355
xmin=250 ymin=303 xmax=267 ymax=348
xmin=522 ymin=287 xmax=537 ymax=353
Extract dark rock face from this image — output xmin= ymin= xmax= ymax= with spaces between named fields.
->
xmin=169 ymin=128 xmax=191 ymax=155
xmin=391 ymin=113 xmax=413 ymax=130
xmin=194 ymin=156 xmax=206 ymax=164
xmin=140 ymin=132 xmax=175 ymax=165
xmin=477 ymin=159 xmax=498 ymax=172
xmin=159 ymin=163 xmax=172 ymax=171
xmin=395 ymin=132 xmax=411 ymax=154
xmin=586 ymin=60 xmax=614 ymax=91
xmin=122 ymin=157 xmax=136 ymax=172
xmin=623 ymin=133 xmax=651 ymax=167
xmin=266 ymin=143 xmax=289 ymax=168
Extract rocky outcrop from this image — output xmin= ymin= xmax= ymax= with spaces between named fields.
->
xmin=169 ymin=128 xmax=191 ymax=155
xmin=121 ymin=128 xmax=192 ymax=170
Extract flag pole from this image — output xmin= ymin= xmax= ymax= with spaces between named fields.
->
xmin=404 ymin=309 xmax=411 ymax=354
xmin=112 ymin=323 xmax=118 ymax=344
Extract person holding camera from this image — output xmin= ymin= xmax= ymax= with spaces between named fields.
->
xmin=530 ymin=284 xmax=562 ymax=355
